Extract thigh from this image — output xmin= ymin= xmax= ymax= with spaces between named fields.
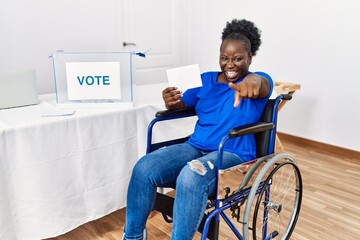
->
xmin=135 ymin=143 xmax=203 ymax=188
xmin=201 ymin=151 xmax=246 ymax=169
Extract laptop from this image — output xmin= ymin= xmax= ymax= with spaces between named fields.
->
xmin=0 ymin=69 xmax=40 ymax=109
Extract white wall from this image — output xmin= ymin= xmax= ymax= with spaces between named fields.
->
xmin=186 ymin=0 xmax=360 ymax=151
xmin=0 ymin=0 xmax=124 ymax=94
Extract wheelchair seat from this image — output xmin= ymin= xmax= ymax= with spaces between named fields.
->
xmin=146 ymin=94 xmax=303 ymax=240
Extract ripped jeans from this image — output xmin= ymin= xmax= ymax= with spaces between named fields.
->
xmin=124 ymin=143 xmax=245 ymax=240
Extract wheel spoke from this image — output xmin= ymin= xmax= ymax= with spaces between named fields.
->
xmin=249 ymin=158 xmax=302 ymax=240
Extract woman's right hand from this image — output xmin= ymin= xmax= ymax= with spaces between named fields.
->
xmin=162 ymin=87 xmax=185 ymax=110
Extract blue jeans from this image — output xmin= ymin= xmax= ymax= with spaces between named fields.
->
xmin=124 ymin=143 xmax=245 ymax=240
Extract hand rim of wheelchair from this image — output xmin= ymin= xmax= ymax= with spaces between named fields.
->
xmin=242 ymin=153 xmax=303 ymax=240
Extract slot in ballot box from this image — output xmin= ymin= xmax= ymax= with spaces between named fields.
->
xmin=50 ymin=51 xmax=135 ymax=108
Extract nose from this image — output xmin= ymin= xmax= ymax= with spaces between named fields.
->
xmin=227 ymin=60 xmax=235 ymax=68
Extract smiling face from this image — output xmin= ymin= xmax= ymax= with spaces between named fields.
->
xmin=218 ymin=39 xmax=252 ymax=83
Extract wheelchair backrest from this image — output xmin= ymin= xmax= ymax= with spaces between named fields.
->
xmin=254 ymin=98 xmax=277 ymax=158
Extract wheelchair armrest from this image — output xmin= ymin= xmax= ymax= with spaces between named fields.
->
xmin=155 ymin=108 xmax=196 ymax=119
xmin=229 ymin=122 xmax=274 ymax=138
xmin=147 ymin=108 xmax=196 ymax=154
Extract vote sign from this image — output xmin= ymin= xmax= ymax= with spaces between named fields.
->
xmin=66 ymin=62 xmax=121 ymax=100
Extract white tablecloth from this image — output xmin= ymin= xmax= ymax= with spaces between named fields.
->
xmin=0 ymin=94 xmax=197 ymax=240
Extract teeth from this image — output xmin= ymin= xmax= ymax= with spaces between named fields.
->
xmin=226 ymin=71 xmax=237 ymax=78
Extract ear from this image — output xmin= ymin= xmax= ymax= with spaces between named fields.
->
xmin=248 ymin=53 xmax=253 ymax=65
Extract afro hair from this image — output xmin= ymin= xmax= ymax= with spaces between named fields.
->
xmin=221 ymin=19 xmax=262 ymax=56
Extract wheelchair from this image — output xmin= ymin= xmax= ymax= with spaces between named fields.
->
xmin=145 ymin=94 xmax=303 ymax=240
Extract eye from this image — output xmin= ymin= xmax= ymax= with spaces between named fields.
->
xmin=220 ymin=56 xmax=227 ymax=62
xmin=233 ymin=57 xmax=242 ymax=63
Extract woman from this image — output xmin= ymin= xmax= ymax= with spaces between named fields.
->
xmin=123 ymin=19 xmax=273 ymax=240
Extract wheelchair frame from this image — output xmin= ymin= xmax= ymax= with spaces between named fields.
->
xmin=146 ymin=94 xmax=303 ymax=240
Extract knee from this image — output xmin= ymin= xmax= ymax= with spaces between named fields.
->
xmin=131 ymin=157 xmax=152 ymax=178
xmin=187 ymin=159 xmax=214 ymax=176
xmin=176 ymin=160 xmax=215 ymax=191
xmin=176 ymin=167 xmax=197 ymax=192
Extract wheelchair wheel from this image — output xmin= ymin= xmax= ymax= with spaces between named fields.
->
xmin=242 ymin=153 xmax=303 ymax=240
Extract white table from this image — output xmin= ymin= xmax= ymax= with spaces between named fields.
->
xmin=0 ymin=94 xmax=196 ymax=240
